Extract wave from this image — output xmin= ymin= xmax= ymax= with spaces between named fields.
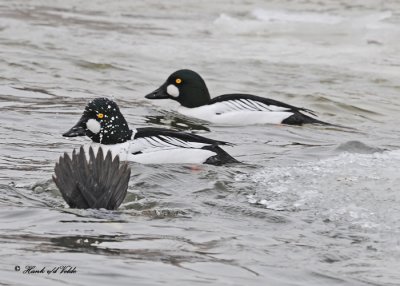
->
xmin=236 ymin=149 xmax=400 ymax=230
xmin=213 ymin=9 xmax=393 ymax=35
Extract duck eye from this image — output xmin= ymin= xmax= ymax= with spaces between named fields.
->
xmin=175 ymin=78 xmax=182 ymax=84
xmin=97 ymin=113 xmax=104 ymax=119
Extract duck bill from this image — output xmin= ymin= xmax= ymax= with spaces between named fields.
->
xmin=145 ymin=83 xmax=169 ymax=99
xmin=63 ymin=116 xmax=87 ymax=137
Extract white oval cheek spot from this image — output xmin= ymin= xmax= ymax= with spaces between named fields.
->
xmin=86 ymin=119 xmax=101 ymax=134
xmin=166 ymin=84 xmax=179 ymax=98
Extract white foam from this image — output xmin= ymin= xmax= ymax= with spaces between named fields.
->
xmin=237 ymin=150 xmax=400 ymax=230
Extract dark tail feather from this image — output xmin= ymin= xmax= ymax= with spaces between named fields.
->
xmin=302 ymin=115 xmax=335 ymax=125
xmin=53 ymin=146 xmax=131 ymax=210
xmin=283 ymin=113 xmax=352 ymax=129
xmin=203 ymin=144 xmax=240 ymax=165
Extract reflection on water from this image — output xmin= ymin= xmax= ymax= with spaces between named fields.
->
xmin=50 ymin=235 xmax=126 ymax=255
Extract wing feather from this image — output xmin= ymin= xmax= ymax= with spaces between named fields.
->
xmin=209 ymin=94 xmax=316 ymax=116
xmin=129 ymin=135 xmax=209 ymax=154
xmin=215 ymin=99 xmax=292 ymax=114
xmin=53 ymin=146 xmax=130 ymax=210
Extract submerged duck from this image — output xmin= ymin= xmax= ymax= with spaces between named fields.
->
xmin=53 ymin=146 xmax=130 ymax=210
xmin=145 ymin=69 xmax=332 ymax=126
xmin=63 ymin=98 xmax=238 ymax=165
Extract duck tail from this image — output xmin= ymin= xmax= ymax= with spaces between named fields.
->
xmin=282 ymin=112 xmax=351 ymax=129
xmin=53 ymin=146 xmax=131 ymax=210
xmin=203 ymin=144 xmax=240 ymax=165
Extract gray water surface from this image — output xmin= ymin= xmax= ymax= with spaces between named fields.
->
xmin=1 ymin=0 xmax=400 ymax=285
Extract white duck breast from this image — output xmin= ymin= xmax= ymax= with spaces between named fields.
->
xmin=84 ymin=139 xmax=216 ymax=164
xmin=83 ymin=142 xmax=131 ymax=161
xmin=128 ymin=148 xmax=215 ymax=164
xmin=128 ymin=136 xmax=215 ymax=164
xmin=177 ymin=99 xmax=294 ymax=125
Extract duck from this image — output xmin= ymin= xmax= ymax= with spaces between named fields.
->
xmin=145 ymin=69 xmax=332 ymax=126
xmin=53 ymin=146 xmax=130 ymax=210
xmin=62 ymin=97 xmax=238 ymax=165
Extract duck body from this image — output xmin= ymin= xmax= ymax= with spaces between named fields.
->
xmin=130 ymin=127 xmax=235 ymax=165
xmin=63 ymin=98 xmax=238 ymax=165
xmin=145 ymin=69 xmax=331 ymax=126
xmin=85 ymin=127 xmax=236 ymax=165
xmin=178 ymin=94 xmax=323 ymax=125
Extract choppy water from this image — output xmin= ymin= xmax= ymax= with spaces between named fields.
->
xmin=1 ymin=0 xmax=400 ymax=285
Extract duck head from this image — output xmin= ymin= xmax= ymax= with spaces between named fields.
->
xmin=145 ymin=69 xmax=211 ymax=108
xmin=63 ymin=98 xmax=132 ymax=145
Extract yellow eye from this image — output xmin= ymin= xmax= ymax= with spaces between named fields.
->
xmin=97 ymin=113 xmax=104 ymax=119
xmin=175 ymin=78 xmax=182 ymax=84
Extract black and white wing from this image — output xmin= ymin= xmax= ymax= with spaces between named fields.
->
xmin=209 ymin=94 xmax=317 ymax=116
xmin=131 ymin=127 xmax=230 ymax=153
xmin=128 ymin=128 xmax=237 ymax=165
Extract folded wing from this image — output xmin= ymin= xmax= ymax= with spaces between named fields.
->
xmin=209 ymin=94 xmax=317 ymax=116
xmin=131 ymin=127 xmax=231 ymax=154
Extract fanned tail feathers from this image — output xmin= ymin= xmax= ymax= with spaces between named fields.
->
xmin=53 ymin=146 xmax=130 ymax=210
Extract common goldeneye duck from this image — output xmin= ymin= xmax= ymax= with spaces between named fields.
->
xmin=53 ymin=146 xmax=130 ymax=210
xmin=63 ymin=98 xmax=238 ymax=165
xmin=145 ymin=69 xmax=332 ymax=126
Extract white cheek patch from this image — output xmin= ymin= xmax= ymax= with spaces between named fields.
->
xmin=86 ymin=119 xmax=101 ymax=134
xmin=166 ymin=84 xmax=179 ymax=98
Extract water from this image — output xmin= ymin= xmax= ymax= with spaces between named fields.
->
xmin=1 ymin=0 xmax=400 ymax=285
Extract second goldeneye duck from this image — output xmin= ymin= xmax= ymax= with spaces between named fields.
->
xmin=145 ymin=69 xmax=332 ymax=126
xmin=62 ymin=98 xmax=238 ymax=165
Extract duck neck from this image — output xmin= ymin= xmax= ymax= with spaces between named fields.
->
xmin=89 ymin=116 xmax=133 ymax=145
xmin=178 ymin=83 xmax=211 ymax=108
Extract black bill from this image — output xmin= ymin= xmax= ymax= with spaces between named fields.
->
xmin=63 ymin=117 xmax=86 ymax=137
xmin=145 ymin=82 xmax=170 ymax=99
